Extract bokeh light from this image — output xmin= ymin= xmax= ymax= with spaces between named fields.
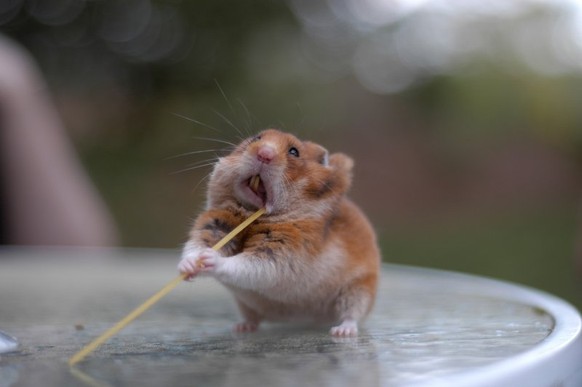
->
xmin=1 ymin=0 xmax=580 ymax=309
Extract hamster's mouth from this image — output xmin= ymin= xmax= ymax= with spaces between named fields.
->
xmin=247 ymin=175 xmax=267 ymax=206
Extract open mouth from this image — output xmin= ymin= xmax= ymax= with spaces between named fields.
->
xmin=247 ymin=175 xmax=267 ymax=205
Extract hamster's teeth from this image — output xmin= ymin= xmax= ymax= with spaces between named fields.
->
xmin=250 ymin=175 xmax=260 ymax=192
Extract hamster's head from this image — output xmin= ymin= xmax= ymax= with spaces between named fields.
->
xmin=206 ymin=129 xmax=354 ymax=215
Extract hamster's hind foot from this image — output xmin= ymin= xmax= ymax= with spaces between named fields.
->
xmin=233 ymin=321 xmax=259 ymax=333
xmin=330 ymin=319 xmax=358 ymax=337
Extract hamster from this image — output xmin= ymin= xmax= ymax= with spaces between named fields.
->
xmin=178 ymin=129 xmax=380 ymax=336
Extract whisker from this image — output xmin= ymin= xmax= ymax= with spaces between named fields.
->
xmin=172 ymin=155 xmax=219 ymax=171
xmin=192 ymin=136 xmax=237 ymax=148
xmin=165 ymin=149 xmax=222 ymax=160
xmin=236 ymin=98 xmax=255 ymax=136
xmin=281 ymin=174 xmax=292 ymax=195
xmin=171 ymin=161 xmax=217 ymax=175
xmin=214 ymin=79 xmax=235 ymax=117
xmin=212 ymin=109 xmax=245 ymax=140
xmin=170 ymin=112 xmax=222 ymax=133
xmin=214 ymin=80 xmax=247 ymax=139
xmin=191 ymin=170 xmax=213 ymax=193
xmin=189 ymin=156 xmax=220 ymax=166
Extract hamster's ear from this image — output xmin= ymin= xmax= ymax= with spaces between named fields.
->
xmin=329 ymin=153 xmax=354 ymax=192
xmin=313 ymin=144 xmax=329 ymax=166
xmin=305 ymin=141 xmax=330 ymax=166
xmin=329 ymin=153 xmax=354 ymax=174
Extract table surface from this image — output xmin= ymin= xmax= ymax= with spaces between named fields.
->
xmin=0 ymin=247 xmax=580 ymax=387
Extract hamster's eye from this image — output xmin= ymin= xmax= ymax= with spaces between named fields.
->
xmin=288 ymin=147 xmax=300 ymax=158
xmin=251 ymin=135 xmax=261 ymax=142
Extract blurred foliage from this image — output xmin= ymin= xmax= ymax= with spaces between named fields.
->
xmin=2 ymin=0 xmax=581 ymax=306
xmin=381 ymin=205 xmax=581 ymax=310
xmin=408 ymin=71 xmax=582 ymax=154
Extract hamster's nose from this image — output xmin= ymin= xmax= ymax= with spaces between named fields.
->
xmin=257 ymin=145 xmax=276 ymax=164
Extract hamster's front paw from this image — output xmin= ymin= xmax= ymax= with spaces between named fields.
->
xmin=177 ymin=257 xmax=199 ymax=281
xmin=178 ymin=243 xmax=209 ymax=280
xmin=196 ymin=248 xmax=223 ymax=274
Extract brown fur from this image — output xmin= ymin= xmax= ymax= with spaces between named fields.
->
xmin=179 ymin=129 xmax=381 ymax=336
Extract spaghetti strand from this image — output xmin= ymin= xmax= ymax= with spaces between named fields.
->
xmin=68 ymin=207 xmax=266 ymax=366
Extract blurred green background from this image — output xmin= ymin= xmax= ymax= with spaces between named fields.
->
xmin=2 ymin=0 xmax=581 ymax=309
